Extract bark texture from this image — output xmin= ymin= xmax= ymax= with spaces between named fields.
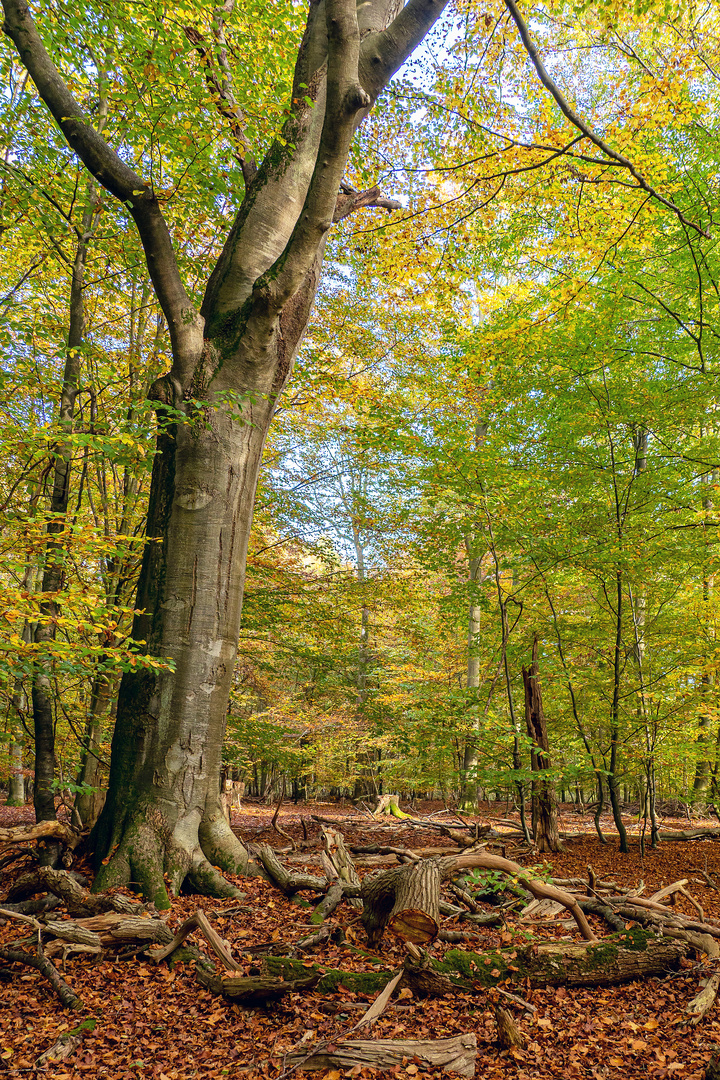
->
xmin=1 ymin=0 xmax=451 ymax=904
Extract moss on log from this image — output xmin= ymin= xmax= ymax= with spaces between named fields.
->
xmin=198 ymin=930 xmax=687 ymax=1002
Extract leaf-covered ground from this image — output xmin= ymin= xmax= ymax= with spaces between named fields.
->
xmin=2 ymin=800 xmax=720 ymax=1079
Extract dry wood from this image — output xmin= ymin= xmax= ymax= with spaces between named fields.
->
xmin=310 ymin=884 xmax=344 ymax=925
xmin=34 ymin=1026 xmax=90 ymax=1068
xmin=685 ymin=973 xmax=720 ymax=1024
xmin=442 ymin=852 xmax=596 ymax=941
xmin=0 ymin=821 xmax=80 ymax=849
xmin=355 ymin=970 xmax=403 ymax=1028
xmin=495 ymin=1005 xmax=525 ymax=1049
xmin=147 ymin=909 xmax=236 ymax=968
xmin=271 ymin=782 xmax=296 ymax=850
xmin=286 ymin=1034 xmax=478 ymax=1078
xmin=361 ymin=860 xmax=440 ymax=947
xmin=321 ymin=827 xmax=363 ymax=907
xmin=7 ymin=867 xmax=137 ymax=915
xmin=197 ymin=964 xmax=320 ymax=1003
xmin=0 ymin=941 xmax=81 ymax=1008
xmin=661 ymin=928 xmax=720 ymax=958
xmin=256 ymin=844 xmax=327 ymax=895
xmin=649 ymin=879 xmax=689 ymax=903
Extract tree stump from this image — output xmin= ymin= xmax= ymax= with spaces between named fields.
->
xmin=361 ymin=860 xmax=440 ymax=948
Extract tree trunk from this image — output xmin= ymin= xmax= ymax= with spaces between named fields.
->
xmin=5 ymin=0 xmax=451 ymax=906
xmin=74 ymin=670 xmax=111 ymax=829
xmin=522 ymin=636 xmax=562 ymax=853
xmin=361 ymin=860 xmax=440 ymax=947
xmin=31 ymin=195 xmax=97 ymax=851
xmin=7 ymin=737 xmax=25 ymax=807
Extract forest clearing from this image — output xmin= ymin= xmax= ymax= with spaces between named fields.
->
xmin=4 ymin=798 xmax=720 ymax=1079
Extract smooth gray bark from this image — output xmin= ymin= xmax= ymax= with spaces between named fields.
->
xmin=2 ymin=0 xmax=450 ymax=905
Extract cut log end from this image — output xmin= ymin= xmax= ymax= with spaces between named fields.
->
xmin=388 ymin=908 xmax=439 ymax=944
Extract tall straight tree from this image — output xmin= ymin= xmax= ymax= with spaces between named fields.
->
xmin=2 ymin=0 xmax=449 ymax=905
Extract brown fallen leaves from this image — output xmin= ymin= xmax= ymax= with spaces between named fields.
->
xmin=1 ymin=799 xmax=720 ymax=1079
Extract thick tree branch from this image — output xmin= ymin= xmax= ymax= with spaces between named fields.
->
xmin=334 ymin=183 xmax=402 ymax=221
xmin=360 ymin=0 xmax=451 ymax=100
xmin=504 ymin=0 xmax=709 ymax=239
xmin=2 ymin=0 xmax=202 ymax=363
xmin=251 ymin=0 xmax=371 ymax=321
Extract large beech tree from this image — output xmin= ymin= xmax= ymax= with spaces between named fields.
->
xmin=2 ymin=0 xmax=449 ymax=905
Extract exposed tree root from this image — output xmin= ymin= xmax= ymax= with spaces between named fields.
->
xmin=92 ymin=806 xmax=257 ymax=908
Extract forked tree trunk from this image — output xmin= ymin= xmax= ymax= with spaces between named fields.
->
xmin=3 ymin=0 xmax=453 ymax=906
xmin=522 ymin=637 xmax=562 ymax=853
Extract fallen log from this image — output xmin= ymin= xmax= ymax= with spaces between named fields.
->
xmin=256 ymin=844 xmax=327 ymax=895
xmin=0 ymin=942 xmax=81 ymax=1008
xmin=360 ymin=851 xmax=596 ymax=947
xmin=286 ymin=1034 xmax=478 ymax=1078
xmin=6 ymin=867 xmax=138 ymax=915
xmin=219 ymin=930 xmax=687 ymax=997
xmin=0 ymin=821 xmax=80 ymax=849
xmin=196 ymin=964 xmax=320 ymax=1003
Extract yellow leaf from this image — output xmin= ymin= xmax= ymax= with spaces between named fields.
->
xmin=609 ymin=1057 xmax=625 ymax=1066
xmin=1 ymin=1049 xmax=13 ymax=1060
xmin=643 ymin=1018 xmax=660 ymax=1031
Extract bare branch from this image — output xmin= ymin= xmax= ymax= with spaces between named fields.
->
xmin=334 ymin=183 xmax=402 ymax=221
xmin=2 ymin=0 xmax=202 ymax=361
xmin=505 ymin=0 xmax=709 ymax=239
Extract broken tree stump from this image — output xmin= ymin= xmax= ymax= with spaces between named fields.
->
xmin=361 ymin=859 xmax=440 ymax=947
xmin=360 ymin=851 xmax=595 ymax=948
xmin=287 ymin=1034 xmax=478 ymax=1077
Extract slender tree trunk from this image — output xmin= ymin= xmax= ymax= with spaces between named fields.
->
xmin=522 ymin=637 xmax=562 ymax=853
xmin=32 ymin=199 xmax=96 ymax=844
xmin=608 ymin=569 xmax=629 ymax=853
xmin=7 ymin=738 xmax=25 ymax=806
xmin=460 ymin=550 xmax=482 ymax=810
xmin=693 ymin=466 xmax=716 ymax=802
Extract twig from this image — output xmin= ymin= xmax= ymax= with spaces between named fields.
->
xmin=505 ymin=0 xmax=710 ymax=238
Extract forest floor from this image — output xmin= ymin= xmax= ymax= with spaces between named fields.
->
xmin=2 ymin=799 xmax=720 ymax=1079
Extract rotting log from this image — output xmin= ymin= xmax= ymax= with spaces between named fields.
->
xmin=195 ymin=963 xmax=320 ymax=1004
xmin=286 ymin=1034 xmax=478 ymax=1078
xmin=361 ymin=859 xmax=440 ymax=948
xmin=198 ymin=930 xmax=686 ymax=1000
